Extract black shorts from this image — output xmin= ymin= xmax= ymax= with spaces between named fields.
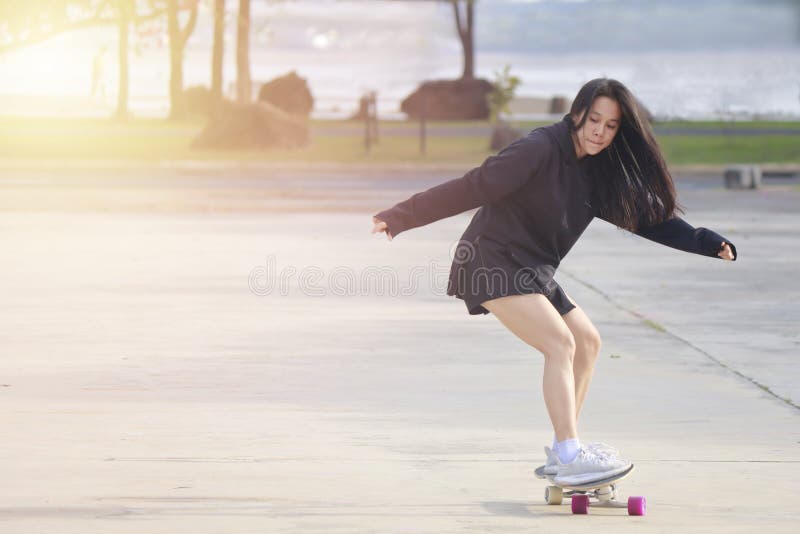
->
xmin=446 ymin=236 xmax=576 ymax=317
xmin=455 ymin=278 xmax=576 ymax=316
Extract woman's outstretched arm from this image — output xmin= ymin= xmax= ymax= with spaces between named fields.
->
xmin=631 ymin=216 xmax=738 ymax=261
xmin=373 ymin=130 xmax=552 ymax=239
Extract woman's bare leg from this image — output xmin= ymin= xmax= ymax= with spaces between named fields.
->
xmin=481 ymin=294 xmax=578 ymax=441
xmin=561 ymin=293 xmax=602 ymax=422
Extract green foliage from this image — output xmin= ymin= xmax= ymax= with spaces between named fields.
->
xmin=0 ymin=1 xmax=115 ymax=52
xmin=486 ymin=64 xmax=521 ymax=124
xmin=0 ymin=1 xmax=93 ymax=38
xmin=0 ymin=117 xmax=798 ymax=165
xmin=658 ymin=135 xmax=800 ymax=164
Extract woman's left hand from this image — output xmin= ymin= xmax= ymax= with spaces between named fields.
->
xmin=718 ymin=241 xmax=735 ymax=261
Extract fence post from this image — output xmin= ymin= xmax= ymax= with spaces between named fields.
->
xmin=363 ymin=93 xmax=371 ymax=153
xmin=369 ymin=91 xmax=379 ymax=144
xmin=419 ymin=93 xmax=427 ymax=156
xmin=363 ymin=91 xmax=379 ymax=153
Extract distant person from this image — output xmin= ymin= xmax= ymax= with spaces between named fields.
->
xmin=371 ymin=78 xmax=737 ymax=487
xmin=91 ymin=45 xmax=109 ymax=101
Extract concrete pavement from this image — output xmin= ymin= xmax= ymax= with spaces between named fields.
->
xmin=0 ymin=168 xmax=798 ymax=532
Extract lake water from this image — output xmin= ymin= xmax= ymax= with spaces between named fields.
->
xmin=1 ymin=0 xmax=798 ymax=120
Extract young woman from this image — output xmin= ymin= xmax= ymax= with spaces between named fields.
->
xmin=371 ymin=78 xmax=737 ymax=486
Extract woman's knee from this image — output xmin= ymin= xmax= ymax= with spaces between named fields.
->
xmin=576 ymin=325 xmax=602 ymax=361
xmin=481 ymin=294 xmax=577 ymax=362
xmin=543 ymin=330 xmax=577 ymax=364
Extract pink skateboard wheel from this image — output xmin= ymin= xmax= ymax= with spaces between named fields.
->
xmin=571 ymin=494 xmax=590 ymax=514
xmin=627 ymin=496 xmax=646 ymax=516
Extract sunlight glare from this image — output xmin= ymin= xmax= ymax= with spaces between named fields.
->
xmin=0 ymin=34 xmax=96 ymax=96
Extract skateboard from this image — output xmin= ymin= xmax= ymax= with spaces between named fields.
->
xmin=534 ymin=464 xmax=646 ymax=516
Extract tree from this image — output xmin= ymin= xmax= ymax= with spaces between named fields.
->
xmin=0 ymin=1 xmax=168 ymax=119
xmin=1 ymin=1 xmax=199 ymax=119
xmin=211 ymin=0 xmax=225 ymax=106
xmin=115 ymin=0 xmax=134 ymax=119
xmin=486 ymin=64 xmax=520 ymax=124
xmin=164 ymin=0 xmax=199 ymax=119
xmin=0 ymin=1 xmax=114 ymax=53
xmin=450 ymin=0 xmax=475 ymax=80
xmin=394 ymin=0 xmax=476 ymax=80
xmin=236 ymin=0 xmax=251 ymax=103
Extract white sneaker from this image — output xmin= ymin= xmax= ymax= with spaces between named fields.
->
xmin=583 ymin=441 xmax=621 ymax=459
xmin=543 ymin=446 xmax=558 ymax=475
xmin=553 ymin=446 xmax=632 ymax=486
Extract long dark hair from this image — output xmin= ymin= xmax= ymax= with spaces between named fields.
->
xmin=570 ymin=78 xmax=682 ymax=232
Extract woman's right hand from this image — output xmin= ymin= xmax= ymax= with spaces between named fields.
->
xmin=372 ymin=216 xmax=393 ymax=241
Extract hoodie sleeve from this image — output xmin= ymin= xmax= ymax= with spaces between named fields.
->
xmin=373 ymin=130 xmax=553 ymax=238
xmin=632 ymin=216 xmax=738 ymax=261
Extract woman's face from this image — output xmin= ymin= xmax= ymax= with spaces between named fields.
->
xmin=572 ymin=96 xmax=622 ymax=158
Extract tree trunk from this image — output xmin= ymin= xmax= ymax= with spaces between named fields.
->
xmin=167 ymin=0 xmax=184 ymax=119
xmin=236 ymin=0 xmax=251 ymax=103
xmin=115 ymin=0 xmax=131 ymax=120
xmin=452 ymin=0 xmax=475 ymax=80
xmin=211 ymin=0 xmax=225 ymax=106
xmin=463 ymin=1 xmax=474 ymax=79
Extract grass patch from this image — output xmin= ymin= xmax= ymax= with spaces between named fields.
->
xmin=0 ymin=122 xmax=494 ymax=165
xmin=504 ymin=119 xmax=800 ymax=132
xmin=1 ymin=116 xmax=798 ymax=165
xmin=655 ymin=120 xmax=800 ymax=131
xmin=659 ymin=135 xmax=800 ymax=164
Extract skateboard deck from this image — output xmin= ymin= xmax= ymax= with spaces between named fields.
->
xmin=534 ymin=463 xmax=646 ymax=515
xmin=535 ymin=463 xmax=634 ymax=489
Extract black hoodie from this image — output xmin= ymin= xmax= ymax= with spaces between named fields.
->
xmin=374 ymin=115 xmax=737 ymax=314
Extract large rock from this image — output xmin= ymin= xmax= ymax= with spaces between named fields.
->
xmin=183 ymin=85 xmax=213 ymax=117
xmin=401 ymin=78 xmax=494 ymax=120
xmin=489 ymin=122 xmax=523 ymax=151
xmin=191 ymin=100 xmax=309 ymax=150
xmin=257 ymin=71 xmax=314 ymax=117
